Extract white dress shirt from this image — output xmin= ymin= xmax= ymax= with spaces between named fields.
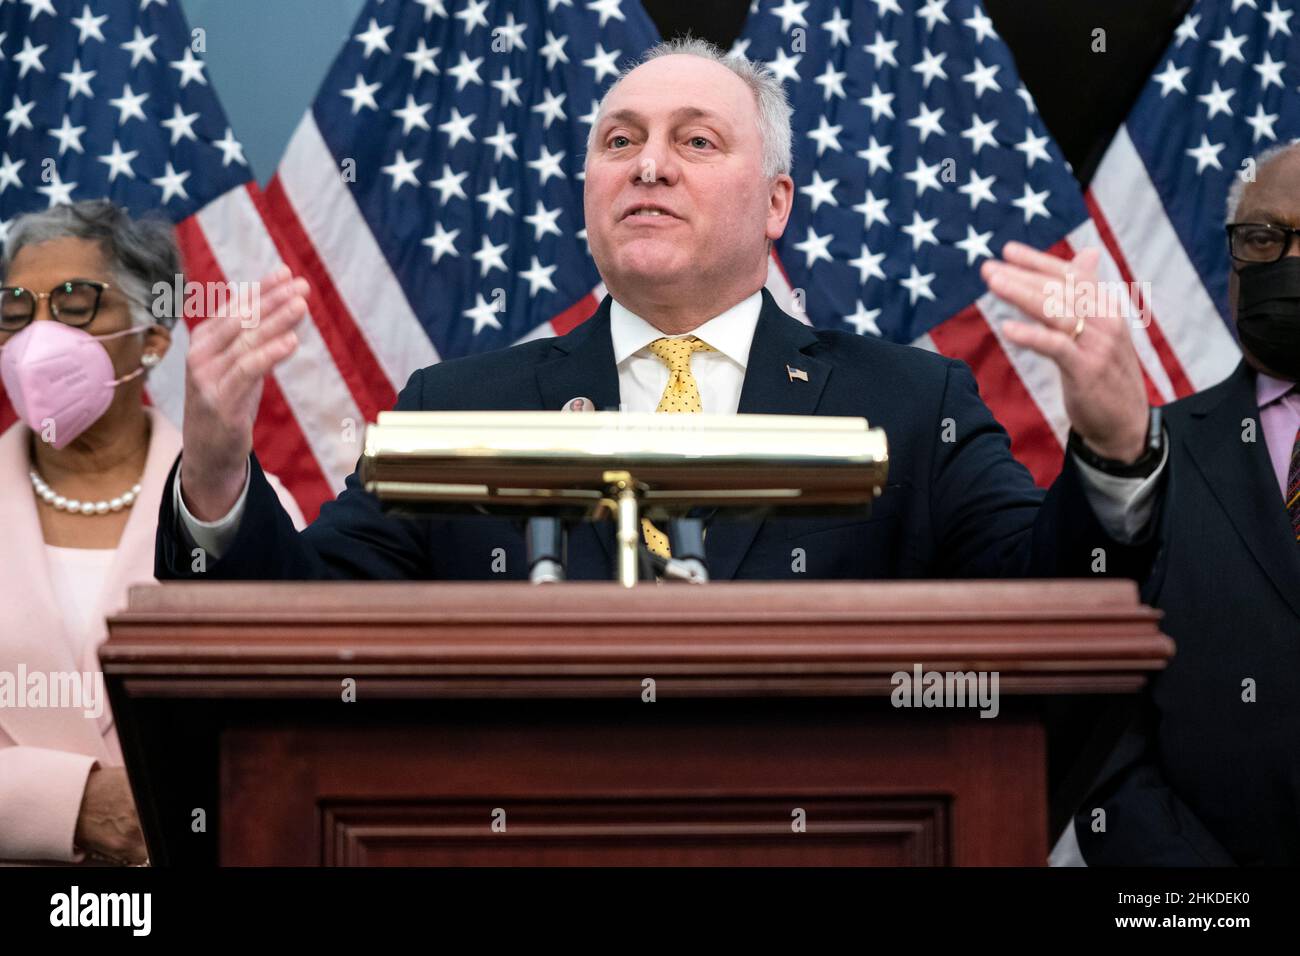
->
xmin=178 ymin=291 xmax=1164 ymax=557
xmin=610 ymin=290 xmax=760 ymax=414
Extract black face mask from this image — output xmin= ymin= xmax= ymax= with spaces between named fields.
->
xmin=1236 ymin=256 xmax=1300 ymax=381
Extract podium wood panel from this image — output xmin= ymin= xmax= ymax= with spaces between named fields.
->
xmin=102 ymin=580 xmax=1170 ymax=866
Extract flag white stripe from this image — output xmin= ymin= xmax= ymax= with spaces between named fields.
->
xmin=1069 ymin=219 xmax=1177 ymax=403
xmin=974 ymin=291 xmax=1070 ymax=445
xmin=196 ymin=188 xmax=362 ymax=492
xmin=278 ymin=114 xmax=440 ymax=387
xmin=1089 ymin=126 xmax=1239 ymax=391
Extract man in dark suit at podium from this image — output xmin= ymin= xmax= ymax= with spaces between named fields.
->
xmin=157 ymin=40 xmax=1166 ymax=586
xmin=1064 ymin=142 xmax=1300 ymax=867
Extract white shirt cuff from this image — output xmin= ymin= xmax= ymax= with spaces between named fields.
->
xmin=1049 ymin=820 xmax=1088 ymax=867
xmin=174 ymin=459 xmax=251 ymax=561
xmin=1072 ymin=434 xmax=1169 ymax=544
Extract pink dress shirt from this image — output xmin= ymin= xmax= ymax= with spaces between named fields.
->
xmin=1256 ymin=372 xmax=1300 ymax=499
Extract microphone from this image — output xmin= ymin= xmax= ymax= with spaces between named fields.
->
xmin=525 ymin=516 xmax=565 ymax=584
xmin=525 ymin=397 xmax=597 ymax=582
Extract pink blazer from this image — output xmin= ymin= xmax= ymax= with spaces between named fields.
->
xmin=0 ymin=409 xmax=304 ymax=863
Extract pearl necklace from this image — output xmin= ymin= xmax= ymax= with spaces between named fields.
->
xmin=29 ymin=469 xmax=143 ymax=516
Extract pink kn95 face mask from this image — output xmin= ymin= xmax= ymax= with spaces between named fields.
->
xmin=0 ymin=319 xmax=149 ymax=449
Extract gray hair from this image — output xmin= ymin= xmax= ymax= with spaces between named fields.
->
xmin=2 ymin=199 xmax=182 ymax=328
xmin=1226 ymin=142 xmax=1300 ymax=223
xmin=585 ymin=36 xmax=794 ymax=179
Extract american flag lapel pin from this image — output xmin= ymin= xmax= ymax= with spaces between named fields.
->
xmin=786 ymin=365 xmax=809 ymax=383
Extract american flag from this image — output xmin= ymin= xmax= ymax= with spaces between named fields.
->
xmin=739 ymin=0 xmax=1211 ymax=485
xmin=258 ymin=0 xmax=660 ymax=513
xmin=7 ymin=1 xmax=1262 ymax=520
xmin=0 ymin=0 xmax=251 ymax=448
xmin=1087 ymin=0 xmax=1298 ymax=398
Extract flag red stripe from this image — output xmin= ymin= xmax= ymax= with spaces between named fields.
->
xmin=1084 ymin=192 xmax=1195 ymax=400
xmin=929 ymin=302 xmax=1064 ymax=487
xmin=549 ymin=292 xmax=599 ymax=335
xmin=175 ymin=213 xmax=334 ymax=521
xmin=256 ymin=176 xmax=396 ymax=421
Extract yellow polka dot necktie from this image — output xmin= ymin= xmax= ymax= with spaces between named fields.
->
xmin=642 ymin=335 xmax=716 ymax=558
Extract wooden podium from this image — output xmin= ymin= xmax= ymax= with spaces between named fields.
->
xmin=102 ymin=580 xmax=1170 ymax=866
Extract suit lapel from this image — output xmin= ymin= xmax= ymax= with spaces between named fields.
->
xmin=534 ymin=296 xmax=622 ymax=413
xmin=707 ymin=289 xmax=833 ymax=580
xmin=534 ymin=297 xmax=621 ymax=571
xmin=1183 ymin=361 xmax=1300 ymax=621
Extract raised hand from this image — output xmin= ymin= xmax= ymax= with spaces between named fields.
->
xmin=981 ymin=242 xmax=1150 ymax=463
xmin=180 ymin=267 xmax=309 ymax=520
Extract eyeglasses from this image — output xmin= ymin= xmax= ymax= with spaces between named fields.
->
xmin=0 ymin=280 xmax=113 ymax=333
xmin=1226 ymin=222 xmax=1300 ymax=264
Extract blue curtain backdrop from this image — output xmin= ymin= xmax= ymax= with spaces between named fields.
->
xmin=180 ymin=0 xmax=367 ymax=183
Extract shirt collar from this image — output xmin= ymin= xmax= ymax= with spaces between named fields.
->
xmin=1256 ymin=370 xmax=1296 ymax=408
xmin=609 ymin=290 xmax=763 ymax=369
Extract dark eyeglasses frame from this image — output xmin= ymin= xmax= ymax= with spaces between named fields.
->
xmin=1225 ymin=222 xmax=1300 ymax=264
xmin=0 ymin=280 xmax=114 ymax=332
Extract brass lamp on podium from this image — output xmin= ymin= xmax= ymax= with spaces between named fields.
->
xmin=359 ymin=411 xmax=889 ymax=587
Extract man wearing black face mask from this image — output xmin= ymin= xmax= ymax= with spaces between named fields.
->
xmin=1066 ymin=143 xmax=1300 ymax=866
xmin=1236 ymin=241 xmax=1300 ymax=380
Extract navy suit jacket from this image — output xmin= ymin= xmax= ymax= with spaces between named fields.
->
xmin=1074 ymin=360 xmax=1300 ymax=866
xmin=155 ymin=289 xmax=1153 ymax=583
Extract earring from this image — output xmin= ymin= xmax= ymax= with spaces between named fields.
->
xmin=141 ymin=352 xmax=162 ymax=368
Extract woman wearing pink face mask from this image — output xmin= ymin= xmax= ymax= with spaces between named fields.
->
xmin=0 ymin=201 xmax=303 ymax=865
